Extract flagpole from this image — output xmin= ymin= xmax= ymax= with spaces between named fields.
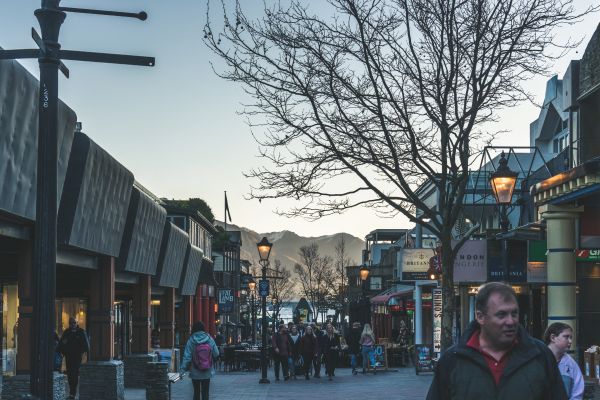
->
xmin=224 ymin=190 xmax=227 ymax=232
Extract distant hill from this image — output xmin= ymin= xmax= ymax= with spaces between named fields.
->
xmin=215 ymin=221 xmax=365 ymax=269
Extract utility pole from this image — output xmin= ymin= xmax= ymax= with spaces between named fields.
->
xmin=0 ymin=2 xmax=153 ymax=397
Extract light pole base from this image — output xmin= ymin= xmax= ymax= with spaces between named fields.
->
xmin=259 ymin=378 xmax=271 ymax=384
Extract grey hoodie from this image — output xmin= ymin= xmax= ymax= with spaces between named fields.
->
xmin=180 ymin=331 xmax=220 ymax=380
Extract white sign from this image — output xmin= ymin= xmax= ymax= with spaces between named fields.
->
xmin=453 ymin=240 xmax=487 ymax=283
xmin=401 ymin=249 xmax=435 ymax=280
xmin=433 ymin=288 xmax=443 ymax=355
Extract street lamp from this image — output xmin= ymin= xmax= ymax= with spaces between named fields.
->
xmin=256 ymin=236 xmax=272 ymax=384
xmin=360 ymin=263 xmax=370 ymax=295
xmin=249 ymin=278 xmax=257 ymax=344
xmin=490 ymin=151 xmax=518 ymax=281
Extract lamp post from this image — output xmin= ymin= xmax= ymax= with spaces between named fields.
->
xmin=490 ymin=151 xmax=518 ymax=281
xmin=257 ymin=236 xmax=272 ymax=384
xmin=359 ymin=264 xmax=371 ymax=325
xmin=249 ymin=279 xmax=257 ymax=344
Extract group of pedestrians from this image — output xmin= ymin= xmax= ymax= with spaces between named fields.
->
xmin=427 ymin=281 xmax=584 ymax=400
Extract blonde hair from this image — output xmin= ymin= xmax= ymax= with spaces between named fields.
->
xmin=361 ymin=323 xmax=374 ymax=340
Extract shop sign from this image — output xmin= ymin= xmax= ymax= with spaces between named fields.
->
xmin=240 ymin=274 xmax=251 ymax=290
xmin=576 ymin=249 xmax=600 ymax=261
xmin=401 ymin=248 xmax=436 ymax=280
xmin=432 ymin=288 xmax=442 ymax=355
xmin=218 ymin=289 xmax=234 ymax=314
xmin=453 ymin=240 xmax=487 ymax=283
xmin=487 ymin=240 xmax=526 ymax=283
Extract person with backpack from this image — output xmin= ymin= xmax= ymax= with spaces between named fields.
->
xmin=180 ymin=321 xmax=220 ymax=400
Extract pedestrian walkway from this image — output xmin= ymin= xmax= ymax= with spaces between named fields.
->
xmin=125 ymin=367 xmax=433 ymax=399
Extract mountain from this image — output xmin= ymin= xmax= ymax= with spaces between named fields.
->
xmin=215 ymin=221 xmax=365 ymax=269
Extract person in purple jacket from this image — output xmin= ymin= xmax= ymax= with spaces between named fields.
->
xmin=545 ymin=322 xmax=584 ymax=400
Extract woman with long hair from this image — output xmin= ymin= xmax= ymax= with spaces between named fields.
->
xmin=359 ymin=323 xmax=376 ymax=373
xmin=544 ymin=323 xmax=584 ymax=400
xmin=180 ymin=321 xmax=220 ymax=400
xmin=322 ymin=323 xmax=341 ymax=380
xmin=299 ymin=325 xmax=318 ymax=380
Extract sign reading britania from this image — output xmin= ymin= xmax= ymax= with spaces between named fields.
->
xmin=401 ymin=249 xmax=436 ymax=280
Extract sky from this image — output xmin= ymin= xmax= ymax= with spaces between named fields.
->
xmin=0 ymin=1 xmax=598 ymax=239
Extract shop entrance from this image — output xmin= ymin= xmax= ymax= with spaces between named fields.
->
xmin=114 ymin=300 xmax=132 ymax=359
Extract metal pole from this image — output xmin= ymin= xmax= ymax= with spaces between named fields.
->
xmin=31 ymin=2 xmax=64 ymax=398
xmin=259 ymin=260 xmax=270 ymax=384
xmin=251 ymin=292 xmax=256 ymax=344
xmin=500 ymin=205 xmax=509 ymax=281
xmin=414 ymin=283 xmax=422 ymax=344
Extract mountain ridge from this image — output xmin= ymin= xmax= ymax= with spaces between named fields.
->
xmin=215 ymin=221 xmax=365 ymax=269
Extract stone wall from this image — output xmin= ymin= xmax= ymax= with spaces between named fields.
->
xmin=79 ymin=361 xmax=124 ymax=400
xmin=145 ymin=362 xmax=169 ymax=400
xmin=124 ymin=353 xmax=156 ymax=388
xmin=1 ymin=373 xmax=66 ymax=400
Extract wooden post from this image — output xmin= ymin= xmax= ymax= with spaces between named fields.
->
xmin=88 ymin=256 xmax=115 ymax=361
xmin=131 ymin=275 xmax=151 ymax=353
xmin=180 ymin=296 xmax=193 ymax=345
xmin=159 ymin=288 xmax=175 ymax=348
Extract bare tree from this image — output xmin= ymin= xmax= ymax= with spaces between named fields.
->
xmin=294 ymin=243 xmax=332 ymax=321
xmin=205 ymin=0 xmax=595 ymax=350
xmin=325 ymin=234 xmax=354 ymax=323
xmin=269 ymin=259 xmax=295 ymax=323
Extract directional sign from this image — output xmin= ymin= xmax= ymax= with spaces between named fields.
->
xmin=259 ymin=279 xmax=270 ymax=297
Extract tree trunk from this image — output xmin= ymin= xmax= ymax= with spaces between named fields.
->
xmin=440 ymin=237 xmax=456 ymax=352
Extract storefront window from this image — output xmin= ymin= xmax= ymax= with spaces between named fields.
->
xmin=2 ymin=283 xmax=19 ymax=376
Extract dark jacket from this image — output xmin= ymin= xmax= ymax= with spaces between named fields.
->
xmin=322 ymin=333 xmax=341 ymax=357
xmin=300 ymin=334 xmax=318 ymax=357
xmin=289 ymin=334 xmax=302 ymax=358
xmin=58 ymin=327 xmax=90 ymax=359
xmin=315 ymin=329 xmax=326 ymax=354
xmin=426 ymin=321 xmax=567 ymax=400
xmin=271 ymin=331 xmax=292 ymax=357
xmin=345 ymin=328 xmax=361 ymax=354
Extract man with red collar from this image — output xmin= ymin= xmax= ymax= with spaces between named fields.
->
xmin=427 ymin=282 xmax=567 ymax=400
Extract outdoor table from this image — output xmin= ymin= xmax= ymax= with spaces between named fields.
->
xmin=234 ymin=349 xmax=261 ymax=371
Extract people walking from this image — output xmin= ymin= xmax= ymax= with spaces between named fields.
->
xmin=427 ymin=282 xmax=567 ymax=400
xmin=180 ymin=321 xmax=220 ymax=400
xmin=359 ymin=323 xmax=376 ymax=373
xmin=313 ymin=323 xmax=325 ymax=378
xmin=58 ymin=317 xmax=90 ymax=400
xmin=346 ymin=321 xmax=362 ymax=375
xmin=545 ymin=322 xmax=584 ymax=400
xmin=271 ymin=324 xmax=292 ymax=381
xmin=323 ymin=324 xmax=341 ymax=381
xmin=288 ymin=324 xmax=301 ymax=379
xmin=299 ymin=325 xmax=318 ymax=380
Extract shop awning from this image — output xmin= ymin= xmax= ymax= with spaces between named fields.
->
xmin=370 ymin=286 xmax=413 ymax=305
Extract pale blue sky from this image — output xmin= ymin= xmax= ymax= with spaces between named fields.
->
xmin=0 ymin=1 xmax=598 ymax=238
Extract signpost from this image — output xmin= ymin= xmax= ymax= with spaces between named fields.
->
xmin=0 ymin=3 xmax=153 ymax=397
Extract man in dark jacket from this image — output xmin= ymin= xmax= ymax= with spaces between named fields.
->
xmin=271 ymin=324 xmax=292 ymax=381
xmin=345 ymin=321 xmax=362 ymax=375
xmin=59 ymin=317 xmax=90 ymax=399
xmin=427 ymin=282 xmax=567 ymax=400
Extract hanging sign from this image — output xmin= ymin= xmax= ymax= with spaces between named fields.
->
xmin=401 ymin=249 xmax=435 ymax=280
xmin=433 ymin=288 xmax=442 ymax=355
xmin=218 ymin=289 xmax=234 ymax=314
xmin=453 ymin=240 xmax=487 ymax=283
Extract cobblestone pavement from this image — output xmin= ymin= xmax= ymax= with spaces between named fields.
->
xmin=125 ymin=367 xmax=433 ymax=400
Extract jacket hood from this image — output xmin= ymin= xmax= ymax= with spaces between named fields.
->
xmin=189 ymin=331 xmax=212 ymax=345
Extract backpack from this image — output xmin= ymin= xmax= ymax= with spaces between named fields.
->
xmin=192 ymin=343 xmax=213 ymax=370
